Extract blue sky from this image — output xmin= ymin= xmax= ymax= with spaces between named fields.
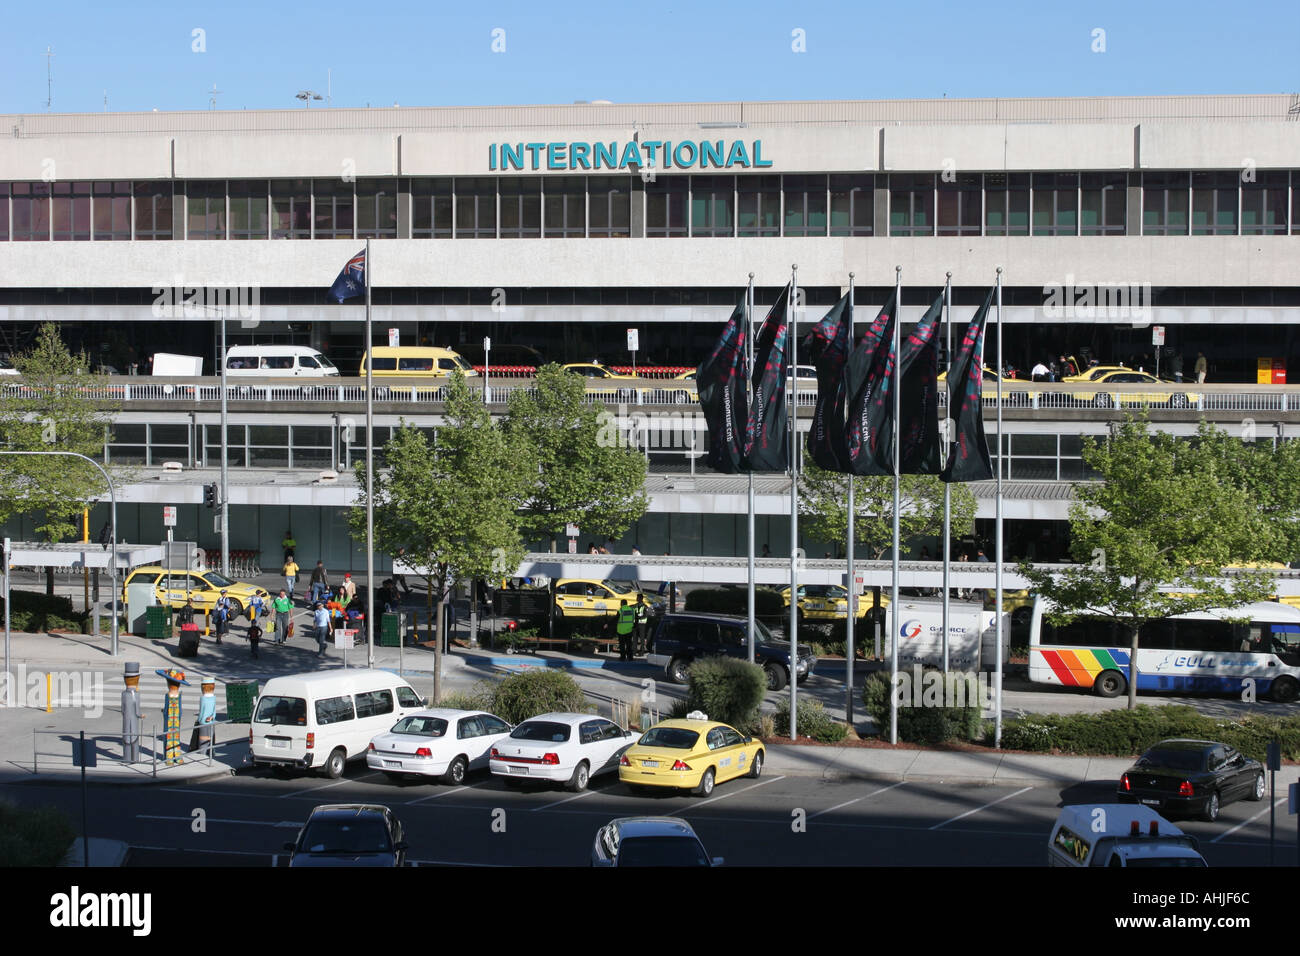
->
xmin=2 ymin=0 xmax=1297 ymax=114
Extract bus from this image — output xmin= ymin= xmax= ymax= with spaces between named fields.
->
xmin=1028 ymin=597 xmax=1300 ymax=702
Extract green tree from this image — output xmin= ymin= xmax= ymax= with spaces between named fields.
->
xmin=0 ymin=323 xmax=119 ymax=593
xmin=504 ymin=363 xmax=648 ymax=549
xmin=1021 ymin=415 xmax=1277 ymax=710
xmin=798 ymin=456 xmax=977 ymax=559
xmin=351 ymin=373 xmax=535 ymax=700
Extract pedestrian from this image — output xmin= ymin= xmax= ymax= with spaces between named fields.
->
xmin=121 ymin=661 xmax=143 ymax=763
xmin=309 ymin=560 xmax=329 ymax=604
xmin=314 ymin=602 xmax=330 ymax=655
xmin=248 ymin=592 xmax=266 ymax=628
xmin=340 ymin=572 xmax=357 ymax=604
xmin=1031 ymin=360 xmax=1049 ymax=382
xmin=176 ymin=597 xmax=196 ymax=628
xmin=761 ymin=544 xmax=771 ymax=558
xmin=587 ymin=542 xmax=599 ymax=554
xmin=1171 ymin=352 xmax=1184 ymax=383
xmin=616 ymin=599 xmax=636 ymax=661
xmin=156 ymin=668 xmax=190 ymax=766
xmin=190 ymin=677 xmax=217 ymax=753
xmin=272 ymin=588 xmax=292 ymax=644
xmin=283 ymin=554 xmax=299 ymax=602
xmin=634 ymin=594 xmax=651 ymax=654
xmin=1195 ymin=352 xmax=1207 ymax=384
xmin=630 ymin=545 xmax=641 ymax=556
xmin=1060 ymin=355 xmax=1078 ymax=378
xmin=248 ymin=619 xmax=262 ymax=659
xmin=213 ymin=590 xmax=233 ymax=644
xmin=282 ymin=530 xmax=297 ymax=564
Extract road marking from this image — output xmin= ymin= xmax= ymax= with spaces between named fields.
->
xmin=1209 ymin=797 xmax=1287 ymax=843
xmin=130 ymin=844 xmax=278 ymax=857
xmin=404 ymin=786 xmax=468 ymax=805
xmin=928 ymin=787 xmax=1032 ymax=830
xmin=137 ymin=814 xmax=299 ymax=827
xmin=690 ymin=775 xmax=784 ymax=808
xmin=277 ymin=772 xmax=378 ymax=798
xmin=408 ymin=858 xmax=509 ymax=867
xmin=531 ymin=789 xmax=598 ymax=811
xmin=808 ymin=781 xmax=906 ymax=819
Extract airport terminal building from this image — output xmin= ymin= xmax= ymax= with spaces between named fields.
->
xmin=1 ymin=93 xmax=1298 ymax=568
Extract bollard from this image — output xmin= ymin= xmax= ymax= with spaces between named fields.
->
xmin=45 ymin=672 xmax=52 ymax=713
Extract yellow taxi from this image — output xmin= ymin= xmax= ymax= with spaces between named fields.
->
xmin=779 ymin=584 xmax=887 ymax=622
xmin=553 ymin=578 xmax=652 ymax=619
xmin=121 ymin=566 xmax=270 ymax=615
xmin=1063 ymin=369 xmax=1199 ymax=408
xmin=618 ymin=718 xmax=764 ymax=796
xmin=561 ymin=363 xmax=642 ymax=403
xmin=938 ymin=366 xmax=1038 ymax=406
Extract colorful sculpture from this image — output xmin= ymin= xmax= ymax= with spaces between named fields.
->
xmin=121 ymin=661 xmax=143 ymax=763
xmin=155 ymin=668 xmax=190 ymax=765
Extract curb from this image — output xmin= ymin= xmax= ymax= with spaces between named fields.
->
xmin=0 ymin=765 xmax=241 ymax=788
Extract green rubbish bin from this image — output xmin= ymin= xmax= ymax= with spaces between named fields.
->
xmin=380 ymin=612 xmax=403 ymax=648
xmin=145 ymin=605 xmax=172 ymax=640
xmin=225 ymin=681 xmax=260 ymax=723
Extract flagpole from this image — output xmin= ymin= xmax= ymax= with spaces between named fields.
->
xmin=890 ymin=265 xmax=901 ymax=746
xmin=788 ymin=265 xmax=799 ymax=742
xmin=994 ymin=267 xmax=1004 ymax=749
xmin=845 ymin=272 xmax=856 ymax=725
xmin=746 ymin=272 xmax=756 ymax=664
xmin=365 ymin=239 xmax=375 ymax=671
xmin=942 ymin=272 xmax=952 ymax=672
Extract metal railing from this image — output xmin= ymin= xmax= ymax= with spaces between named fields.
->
xmin=30 ymin=718 xmax=236 ymax=776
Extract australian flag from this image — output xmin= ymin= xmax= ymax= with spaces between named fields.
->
xmin=328 ymin=249 xmax=366 ymax=303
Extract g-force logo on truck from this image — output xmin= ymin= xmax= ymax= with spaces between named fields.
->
xmin=901 ymin=620 xmax=923 ymax=640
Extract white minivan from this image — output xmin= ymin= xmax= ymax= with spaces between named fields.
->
xmin=224 ymin=345 xmax=339 ymax=378
xmin=249 ymin=670 xmax=426 ymax=778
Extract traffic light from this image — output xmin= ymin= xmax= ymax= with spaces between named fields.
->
xmin=204 ymin=484 xmax=216 ymax=509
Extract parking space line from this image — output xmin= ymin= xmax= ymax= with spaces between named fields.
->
xmin=404 ymin=786 xmax=468 ymax=805
xmin=1209 ymin=797 xmax=1287 ymax=843
xmin=531 ymin=789 xmax=598 ymax=811
xmin=137 ymin=814 xmax=299 ymax=827
xmin=409 ymin=858 xmax=509 ymax=867
xmin=808 ymin=781 xmax=906 ymax=820
xmin=277 ymin=772 xmax=378 ymax=798
xmin=689 ymin=775 xmax=784 ymax=808
xmin=928 ymin=787 xmax=1032 ymax=830
xmin=132 ymin=844 xmax=278 ymax=857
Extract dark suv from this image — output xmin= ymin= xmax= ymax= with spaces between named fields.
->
xmin=645 ymin=612 xmax=816 ymax=690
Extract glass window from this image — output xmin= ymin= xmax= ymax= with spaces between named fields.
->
xmin=829 ymin=174 xmax=873 ymax=236
xmin=272 ymin=179 xmax=312 ymax=238
xmin=315 ymin=695 xmax=356 ymax=725
xmin=690 ymin=175 xmax=733 ymax=237
xmin=645 ymin=177 xmax=688 ymax=237
xmin=410 ymin=177 xmax=453 ymax=238
xmin=1240 ymin=171 xmax=1288 ymax=235
xmin=396 ymin=686 xmax=423 ymax=708
xmin=737 ymin=175 xmax=780 ymax=237
xmin=984 ymin=173 xmax=1029 ymax=236
xmin=1080 ymin=173 xmax=1127 ymax=235
xmin=12 ymin=182 xmax=51 ymax=241
xmin=354 ymin=689 xmax=393 ymax=719
xmin=543 ymin=176 xmax=585 ymax=238
xmin=314 ymin=179 xmax=354 ymax=239
xmin=1143 ymin=172 xmax=1190 ymax=235
xmin=229 ymin=180 xmax=269 ymax=240
xmin=888 ymin=174 xmax=934 ymax=236
xmin=480 ymin=715 xmax=509 ymax=734
xmin=1032 ymin=173 xmax=1078 ymax=236
xmin=455 ymin=177 xmax=497 ymax=238
xmin=782 ymin=174 xmax=827 ymax=237
xmin=499 ymin=178 xmax=541 ymax=238
xmin=588 ymin=176 xmax=630 ymax=237
xmin=936 ymin=173 xmax=981 ymax=236
xmin=356 ymin=178 xmax=397 ymax=238
xmin=1191 ymin=171 xmax=1238 ymax=235
xmin=186 ymin=180 xmax=226 ymax=239
xmin=0 ymin=183 xmax=8 ymax=241
xmin=133 ymin=181 xmax=174 ymax=240
xmin=52 ymin=182 xmax=91 ymax=241
xmin=92 ymin=181 xmax=132 ymax=240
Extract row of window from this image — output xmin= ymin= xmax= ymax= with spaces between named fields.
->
xmin=2 ymin=171 xmax=1298 ymax=241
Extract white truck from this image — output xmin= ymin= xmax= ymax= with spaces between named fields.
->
xmin=151 ymin=353 xmax=204 ymax=376
xmin=1048 ymin=804 xmax=1206 ymax=867
xmin=882 ymin=599 xmax=1011 ymax=671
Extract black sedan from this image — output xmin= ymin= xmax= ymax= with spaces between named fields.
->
xmin=1118 ymin=739 xmax=1265 ymax=822
xmin=284 ymin=804 xmax=408 ymax=867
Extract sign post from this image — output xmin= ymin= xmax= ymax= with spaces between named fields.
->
xmin=566 ymin=523 xmax=579 ymax=555
xmin=388 ymin=328 xmax=400 ymax=348
xmin=1152 ymin=326 xmax=1165 ymax=378
xmin=336 ymin=628 xmax=356 ymax=668
xmin=73 ymin=731 xmax=95 ymax=866
xmin=483 ymin=335 xmax=492 ymax=405
xmin=627 ymin=329 xmax=639 ymax=376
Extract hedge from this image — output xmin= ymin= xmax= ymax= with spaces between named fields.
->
xmin=0 ymin=590 xmax=90 ymax=634
xmin=0 ymin=801 xmax=76 ymax=867
xmin=772 ymin=698 xmax=849 ymax=743
xmin=489 ymin=670 xmax=591 ymax=726
xmin=685 ymin=656 xmax=767 ymax=732
xmin=863 ymin=670 xmax=985 ymax=745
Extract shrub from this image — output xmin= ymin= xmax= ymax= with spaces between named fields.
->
xmin=684 ymin=587 xmax=784 ymax=618
xmin=437 ymin=680 xmax=495 ymax=713
xmin=772 ymin=698 xmax=848 ymax=743
xmin=685 ymin=656 xmax=767 ymax=730
xmin=0 ymin=801 xmax=76 ymax=866
xmin=490 ymin=669 xmax=590 ymax=725
xmin=0 ymin=590 xmax=89 ymax=634
xmin=667 ymin=697 xmax=693 ymax=719
xmin=862 ymin=669 xmax=984 ymax=745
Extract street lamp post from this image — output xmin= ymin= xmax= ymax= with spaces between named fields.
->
xmin=296 ymin=90 xmax=323 ymax=108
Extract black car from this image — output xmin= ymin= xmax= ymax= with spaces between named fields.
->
xmin=284 ymin=804 xmax=408 ymax=867
xmin=1118 ymin=739 xmax=1265 ymax=822
xmin=645 ymin=612 xmax=816 ymax=690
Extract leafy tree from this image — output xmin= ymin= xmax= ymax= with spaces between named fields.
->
xmin=504 ymin=363 xmax=648 ymax=549
xmin=798 ymin=456 xmax=977 ymax=559
xmin=351 ymin=373 xmax=535 ymax=700
xmin=1021 ymin=415 xmax=1277 ymax=710
xmin=0 ymin=323 xmax=119 ymax=593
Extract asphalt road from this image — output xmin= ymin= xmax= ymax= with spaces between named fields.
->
xmin=4 ymin=761 xmax=1293 ymax=867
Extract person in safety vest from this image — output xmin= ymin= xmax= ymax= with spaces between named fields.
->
xmin=616 ymin=599 xmax=637 ymax=662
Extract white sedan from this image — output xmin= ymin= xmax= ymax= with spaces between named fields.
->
xmin=366 ymin=709 xmax=512 ymax=785
xmin=489 ymin=712 xmax=636 ymax=792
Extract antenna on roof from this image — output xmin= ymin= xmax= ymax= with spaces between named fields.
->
xmin=44 ymin=46 xmax=54 ymax=111
xmin=208 ymin=84 xmax=222 ymax=110
xmin=1288 ymin=93 xmax=1299 ymax=121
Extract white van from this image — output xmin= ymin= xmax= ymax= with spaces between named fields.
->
xmin=224 ymin=345 xmax=339 ymax=378
xmin=249 ymin=669 xmax=426 ymax=778
xmin=1048 ymin=804 xmax=1206 ymax=867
